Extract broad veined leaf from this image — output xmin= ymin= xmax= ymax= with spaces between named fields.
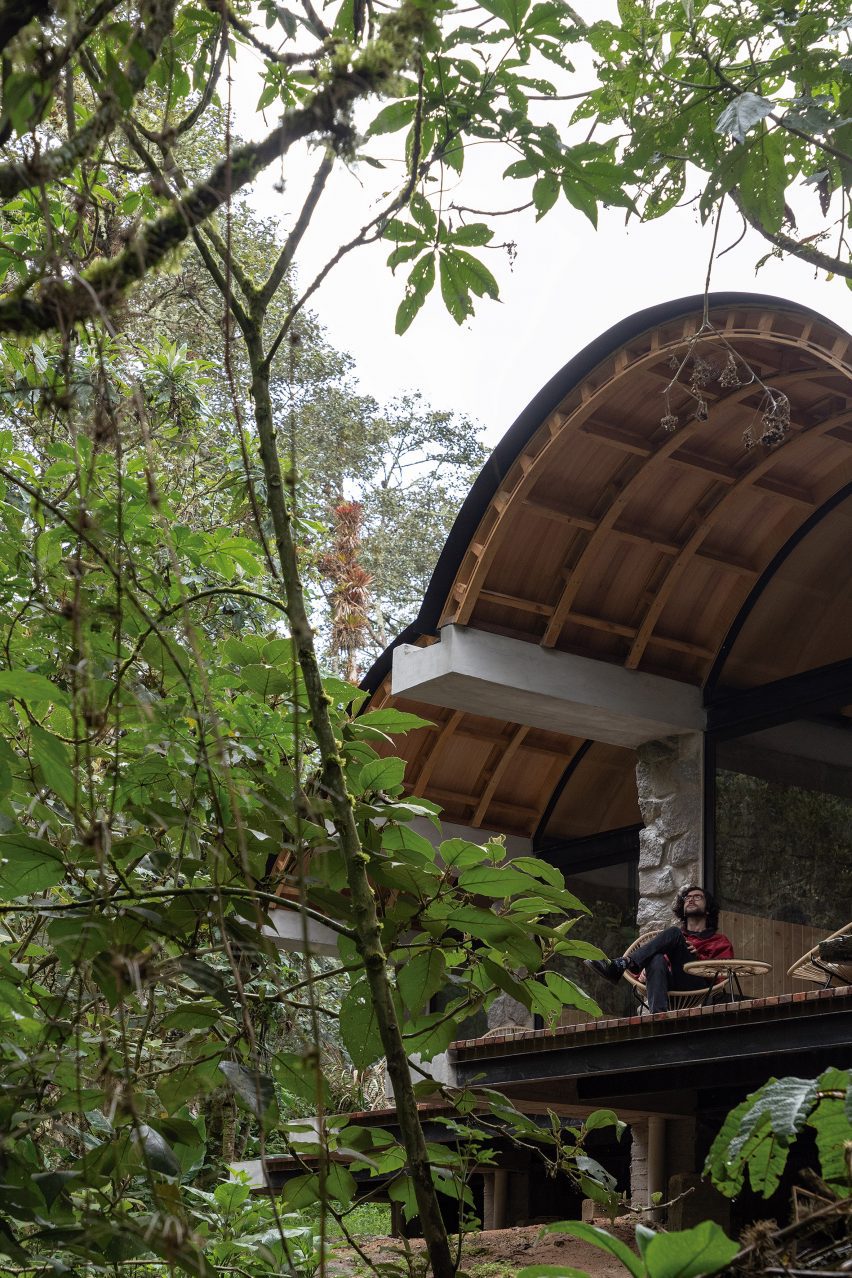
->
xmin=397 ymin=948 xmax=446 ymax=1012
xmin=326 ymin=1161 xmax=357 ymax=1206
xmin=458 ymin=863 xmax=539 ymax=897
xmin=339 ymin=978 xmax=384 ymax=1070
xmin=239 ymin=663 xmax=290 ymax=697
xmin=0 ymin=670 xmax=68 ymax=705
xmin=0 ymin=832 xmax=64 ymax=898
xmin=545 ymin=1223 xmax=643 ymax=1278
xmin=354 ymin=708 xmax=433 ymax=736
xmin=539 ymin=971 xmax=600 ymax=1018
xmin=367 ymin=98 xmax=416 ymax=137
xmin=30 ymin=724 xmax=75 ymax=805
xmin=715 ymin=92 xmax=774 ymax=144
xmin=395 ymin=252 xmax=435 ymax=335
xmin=641 ymin=1220 xmax=740 ymax=1278
xmin=808 ymin=1095 xmax=852 ymax=1193
xmin=583 ymin=1109 xmax=626 ymax=1137
xmin=132 ymin=1125 xmax=181 ymax=1177
xmin=450 ymin=222 xmax=494 ymax=246
xmin=218 ymin=1061 xmax=278 ymax=1123
xmin=533 ymin=172 xmax=560 ymax=219
xmin=359 ymin=756 xmax=406 ymax=792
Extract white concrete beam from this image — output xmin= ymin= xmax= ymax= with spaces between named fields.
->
xmin=392 ymin=626 xmax=705 ymax=749
xmin=264 ymin=908 xmax=340 ymax=957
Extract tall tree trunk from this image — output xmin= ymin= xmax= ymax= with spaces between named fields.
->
xmin=247 ymin=335 xmax=456 ymax=1278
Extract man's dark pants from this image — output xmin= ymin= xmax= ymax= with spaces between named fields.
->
xmin=628 ymin=927 xmax=710 ymax=1013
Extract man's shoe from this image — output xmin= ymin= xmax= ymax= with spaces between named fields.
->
xmin=585 ymin=957 xmax=629 ymax=985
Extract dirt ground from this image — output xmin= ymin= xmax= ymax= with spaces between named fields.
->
xmin=328 ymin=1217 xmax=638 ymax=1277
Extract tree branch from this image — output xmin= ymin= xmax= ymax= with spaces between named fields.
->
xmin=211 ymin=0 xmax=330 ymax=66
xmin=0 ymin=0 xmax=177 ymax=201
xmin=728 ymin=187 xmax=852 ymax=281
xmin=257 ymin=149 xmax=335 ymax=311
xmin=0 ymin=71 xmax=372 ymax=333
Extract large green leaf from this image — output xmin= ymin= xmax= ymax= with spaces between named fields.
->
xmin=642 ymin=1222 xmax=739 ymax=1278
xmin=458 ymin=863 xmax=539 ymax=897
xmin=715 ymin=92 xmax=773 ymax=144
xmin=339 ymin=978 xmax=385 ymax=1071
xmin=359 ymin=756 xmax=406 ymax=793
xmin=397 ymin=948 xmax=446 ymax=1012
xmin=0 ymin=670 xmax=68 ymax=705
xmin=218 ymin=1061 xmax=278 ymax=1124
xmin=30 ymin=724 xmax=75 ymax=805
xmin=809 ymin=1096 xmax=852 ymax=1194
xmin=545 ymin=1222 xmax=643 ymax=1278
xmin=133 ymin=1125 xmax=181 ymax=1177
xmin=0 ymin=832 xmax=64 ymax=897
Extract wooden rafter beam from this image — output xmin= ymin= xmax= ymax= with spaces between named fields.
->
xmin=523 ymin=497 xmax=597 ymax=529
xmin=446 ymin=321 xmax=852 ymax=640
xmin=579 ymin=421 xmax=654 ymax=457
xmin=412 ymin=709 xmax=463 ymax=795
xmin=623 ymin=409 xmax=852 ymax=669
xmin=472 ymin=725 xmax=530 ymax=826
xmin=480 ymin=589 xmax=554 ymax=617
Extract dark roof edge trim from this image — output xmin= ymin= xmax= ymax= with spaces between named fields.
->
xmin=362 ymin=291 xmax=848 ymax=695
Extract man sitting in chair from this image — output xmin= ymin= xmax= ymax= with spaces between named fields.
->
xmin=586 ymin=885 xmax=734 ymax=1013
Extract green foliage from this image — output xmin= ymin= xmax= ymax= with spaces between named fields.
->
xmin=705 ymin=1067 xmax=852 ymax=1198
xmin=580 ymin=0 xmax=852 ymax=281
xmin=536 ymin=1220 xmax=739 ymax=1278
xmin=0 ymin=315 xmax=604 ymax=1272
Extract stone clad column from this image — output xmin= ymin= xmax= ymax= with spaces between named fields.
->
xmin=631 ymin=734 xmax=704 ymax=1206
xmin=635 ymin=733 xmax=704 ymax=931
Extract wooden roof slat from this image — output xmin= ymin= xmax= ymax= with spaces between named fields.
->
xmin=480 ymin=589 xmax=554 ymax=617
xmin=669 ymin=449 xmax=739 ymax=483
xmin=523 ymin=497 xmax=597 ymax=530
xmin=412 ymin=710 xmax=463 ymax=795
xmin=580 ymin=421 xmax=654 ymax=457
xmin=448 ymin=322 xmax=852 ymax=636
xmin=472 ymin=725 xmax=531 ymax=825
xmin=648 ymin=634 xmax=716 ymax=659
xmin=623 ymin=409 xmax=852 ymax=668
xmin=565 ymin=610 xmax=637 ymax=639
xmin=752 ymin=475 xmax=816 ymax=507
xmin=451 ymin=725 xmax=576 ymax=760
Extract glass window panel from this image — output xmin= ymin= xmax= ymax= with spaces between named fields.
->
xmin=714 ymin=724 xmax=852 ymax=933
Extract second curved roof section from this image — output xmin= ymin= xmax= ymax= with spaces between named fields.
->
xmin=365 ymin=292 xmax=852 ymax=839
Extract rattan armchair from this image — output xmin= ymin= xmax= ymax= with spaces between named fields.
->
xmin=787 ymin=922 xmax=852 ymax=988
xmin=622 ymin=929 xmax=728 ymax=1012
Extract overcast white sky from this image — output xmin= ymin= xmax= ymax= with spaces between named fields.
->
xmin=231 ymin=26 xmax=851 ymax=448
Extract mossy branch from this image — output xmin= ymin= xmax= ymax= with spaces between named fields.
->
xmin=0 ymin=0 xmax=434 ymax=334
xmin=0 ymin=0 xmax=177 ymax=201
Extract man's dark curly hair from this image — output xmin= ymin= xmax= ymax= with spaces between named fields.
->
xmin=673 ymin=883 xmax=720 ymax=931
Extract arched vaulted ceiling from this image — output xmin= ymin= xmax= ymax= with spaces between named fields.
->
xmin=364 ymin=294 xmax=852 ymax=841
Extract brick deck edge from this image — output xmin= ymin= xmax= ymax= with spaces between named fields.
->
xmin=449 ymin=983 xmax=852 ymax=1059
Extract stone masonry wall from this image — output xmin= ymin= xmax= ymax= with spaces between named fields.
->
xmin=635 ymin=734 xmax=704 ymax=931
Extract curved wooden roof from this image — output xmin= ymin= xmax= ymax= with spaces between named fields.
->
xmin=365 ymin=293 xmax=852 ymax=840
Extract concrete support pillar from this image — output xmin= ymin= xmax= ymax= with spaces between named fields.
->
xmin=630 ymin=1116 xmax=667 ymax=1211
xmin=492 ymin=1168 xmax=509 ymax=1229
xmin=633 ymin=1119 xmax=664 ymax=1216
xmin=482 ymin=1172 xmax=496 ymax=1229
xmin=635 ymin=733 xmax=704 ymax=931
xmin=647 ymin=1116 xmax=666 ymax=1216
